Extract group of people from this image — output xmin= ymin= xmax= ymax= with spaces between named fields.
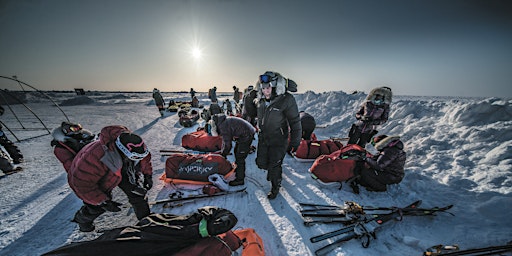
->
xmin=35 ymin=71 xmax=405 ymax=233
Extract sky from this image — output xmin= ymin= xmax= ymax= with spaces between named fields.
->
xmin=1 ymin=0 xmax=511 ymax=97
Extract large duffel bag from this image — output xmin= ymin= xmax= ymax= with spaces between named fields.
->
xmin=294 ymin=138 xmax=343 ymax=160
xmin=163 ymin=153 xmax=234 ymax=184
xmin=182 ymin=130 xmax=222 ymax=152
xmin=309 ymin=144 xmax=366 ymax=184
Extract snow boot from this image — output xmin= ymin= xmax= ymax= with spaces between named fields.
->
xmin=229 ymin=178 xmax=245 ymax=186
xmin=267 ymin=179 xmax=281 ymax=200
xmin=72 ymin=214 xmax=95 ymax=232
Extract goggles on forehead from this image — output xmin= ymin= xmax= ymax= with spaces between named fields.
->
xmin=115 ymin=137 xmax=149 ymax=161
xmin=63 ymin=123 xmax=83 ymax=135
xmin=259 ymin=72 xmax=277 ymax=84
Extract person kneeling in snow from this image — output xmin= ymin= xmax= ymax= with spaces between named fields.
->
xmin=51 ymin=122 xmax=95 ymax=172
xmin=209 ymin=114 xmax=256 ymax=186
xmin=354 ymin=135 xmax=406 ymax=192
xmin=68 ymin=125 xmax=153 ymax=232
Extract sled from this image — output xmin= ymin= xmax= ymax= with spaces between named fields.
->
xmin=182 ymin=130 xmax=223 ymax=152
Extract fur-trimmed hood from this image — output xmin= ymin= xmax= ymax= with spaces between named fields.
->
xmin=374 ymin=135 xmax=403 ymax=151
xmin=51 ymin=127 xmax=94 ymax=142
xmin=366 ymin=86 xmax=393 ymax=105
xmin=255 ymin=72 xmax=288 ymax=101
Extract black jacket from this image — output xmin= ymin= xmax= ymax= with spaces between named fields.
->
xmin=257 ymin=93 xmax=301 ymax=148
xmin=214 ymin=114 xmax=256 ymax=156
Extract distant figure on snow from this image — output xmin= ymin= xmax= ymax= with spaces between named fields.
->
xmin=51 ymin=122 xmax=96 ymax=172
xmin=351 ymin=135 xmax=406 ymax=192
xmin=190 ymin=88 xmax=196 ymax=100
xmin=222 ymin=99 xmax=233 ymax=115
xmin=152 ymin=88 xmax=165 ymax=117
xmin=68 ymin=125 xmax=153 ymax=232
xmin=348 ymin=86 xmax=392 ymax=147
xmin=208 ymin=86 xmax=218 ymax=103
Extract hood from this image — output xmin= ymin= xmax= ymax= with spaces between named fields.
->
xmin=255 ymin=72 xmax=287 ymax=100
xmin=99 ymin=125 xmax=130 ymax=150
xmin=366 ymin=86 xmax=393 ymax=105
xmin=374 ymin=135 xmax=402 ymax=151
xmin=51 ymin=127 xmax=94 ymax=142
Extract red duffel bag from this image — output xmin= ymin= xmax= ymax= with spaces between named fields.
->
xmin=182 ymin=130 xmax=222 ymax=152
xmin=309 ymin=144 xmax=366 ymax=184
xmin=163 ymin=153 xmax=234 ymax=184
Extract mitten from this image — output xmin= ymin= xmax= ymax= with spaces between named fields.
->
xmin=143 ymin=174 xmax=153 ymax=190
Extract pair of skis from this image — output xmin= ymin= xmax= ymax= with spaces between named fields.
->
xmin=424 ymin=242 xmax=512 ymax=256
xmin=160 ymin=149 xmax=222 ymax=156
xmin=149 ymin=188 xmax=246 ymax=208
xmin=306 ymin=200 xmax=454 ymax=256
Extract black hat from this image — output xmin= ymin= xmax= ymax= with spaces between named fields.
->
xmin=115 ymin=132 xmax=149 ymax=161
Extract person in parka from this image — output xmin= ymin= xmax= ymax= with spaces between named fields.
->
xmin=348 ymin=87 xmax=392 ymax=147
xmin=242 ymin=85 xmax=257 ymax=127
xmin=356 ymin=135 xmax=406 ymax=192
xmin=255 ymin=71 xmax=302 ymax=199
xmin=300 ymin=111 xmax=316 ymax=140
xmin=51 ymin=122 xmax=96 ymax=172
xmin=68 ymin=125 xmax=153 ymax=232
xmin=210 ymin=114 xmax=256 ymax=186
xmin=152 ymin=88 xmax=165 ymax=116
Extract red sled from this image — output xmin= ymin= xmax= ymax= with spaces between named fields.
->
xmin=309 ymin=144 xmax=366 ymax=185
xmin=182 ymin=130 xmax=222 ymax=153
xmin=161 ymin=153 xmax=235 ymax=185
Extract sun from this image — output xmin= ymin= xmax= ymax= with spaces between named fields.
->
xmin=192 ymin=47 xmax=202 ymax=59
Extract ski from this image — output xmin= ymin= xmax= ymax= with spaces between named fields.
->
xmin=149 ymin=188 xmax=246 ymax=206
xmin=302 ymin=204 xmax=453 ymax=218
xmin=424 ymin=243 xmax=512 ymax=256
xmin=160 ymin=149 xmax=222 ymax=155
xmin=0 ymin=166 xmax=23 ymax=179
xmin=303 ymin=216 xmax=360 ymax=226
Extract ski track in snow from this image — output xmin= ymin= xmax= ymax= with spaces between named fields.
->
xmin=0 ymin=91 xmax=511 ymax=256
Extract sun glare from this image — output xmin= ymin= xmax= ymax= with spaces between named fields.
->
xmin=192 ymin=47 xmax=202 ymax=59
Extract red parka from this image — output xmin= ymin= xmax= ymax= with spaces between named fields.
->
xmin=68 ymin=125 xmax=152 ymax=205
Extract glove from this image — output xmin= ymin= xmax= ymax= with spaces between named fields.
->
xmin=100 ymin=200 xmax=122 ymax=212
xmin=143 ymin=174 xmax=153 ymax=190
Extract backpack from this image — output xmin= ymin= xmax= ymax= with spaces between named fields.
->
xmin=286 ymin=79 xmax=298 ymax=92
xmin=182 ymin=130 xmax=222 ymax=152
xmin=309 ymin=144 xmax=365 ymax=184
xmin=163 ymin=153 xmax=234 ymax=184
xmin=233 ymin=228 xmax=265 ymax=256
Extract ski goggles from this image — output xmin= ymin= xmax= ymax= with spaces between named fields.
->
xmin=62 ymin=123 xmax=83 ymax=135
xmin=115 ymin=137 xmax=149 ymax=161
xmin=259 ymin=72 xmax=278 ymax=84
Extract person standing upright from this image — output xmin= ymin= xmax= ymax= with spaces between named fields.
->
xmin=152 ymin=88 xmax=165 ymax=117
xmin=255 ymin=71 xmax=301 ymax=199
